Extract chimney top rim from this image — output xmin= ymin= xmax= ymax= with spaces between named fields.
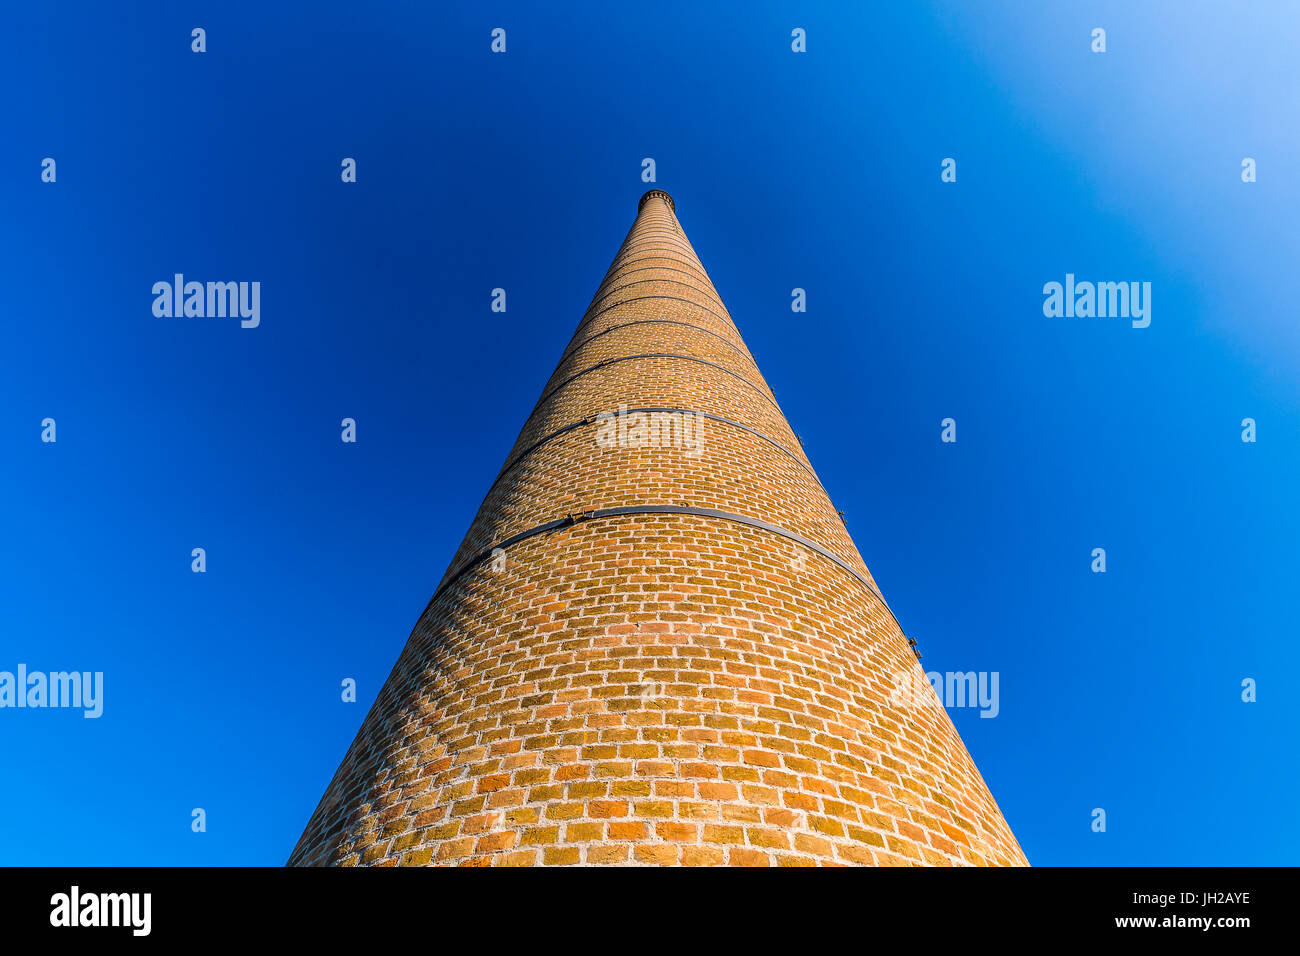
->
xmin=638 ymin=189 xmax=675 ymax=212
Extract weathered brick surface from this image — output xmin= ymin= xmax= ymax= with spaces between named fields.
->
xmin=289 ymin=190 xmax=1026 ymax=867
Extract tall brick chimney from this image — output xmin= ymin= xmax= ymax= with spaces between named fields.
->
xmin=290 ymin=190 xmax=1026 ymax=866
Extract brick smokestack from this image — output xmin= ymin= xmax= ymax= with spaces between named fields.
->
xmin=289 ymin=190 xmax=1027 ymax=866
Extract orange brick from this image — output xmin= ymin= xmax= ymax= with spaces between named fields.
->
xmin=587 ymin=800 xmax=628 ymax=819
xmin=634 ymin=844 xmax=678 ymax=865
xmin=588 ymin=845 xmax=630 ymax=864
xmin=701 ymin=825 xmax=744 ymax=845
xmin=543 ymin=847 xmax=580 ymax=866
xmin=608 ymin=821 xmax=648 ymax=840
xmin=476 ymin=831 xmax=517 ymax=853
xmin=656 ymin=821 xmax=698 ymax=842
xmin=680 ymin=846 xmax=725 ymax=866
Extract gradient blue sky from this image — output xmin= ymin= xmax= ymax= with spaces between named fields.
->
xmin=2 ymin=1 xmax=1297 ymax=866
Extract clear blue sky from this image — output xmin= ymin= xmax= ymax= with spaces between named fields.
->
xmin=1 ymin=1 xmax=1296 ymax=866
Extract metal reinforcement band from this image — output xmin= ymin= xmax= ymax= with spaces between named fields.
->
xmin=426 ymin=505 xmax=911 ymax=652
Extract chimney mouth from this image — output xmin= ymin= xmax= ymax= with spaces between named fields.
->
xmin=638 ymin=189 xmax=675 ymax=212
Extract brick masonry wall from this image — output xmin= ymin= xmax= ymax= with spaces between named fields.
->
xmin=289 ymin=190 xmax=1027 ymax=866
